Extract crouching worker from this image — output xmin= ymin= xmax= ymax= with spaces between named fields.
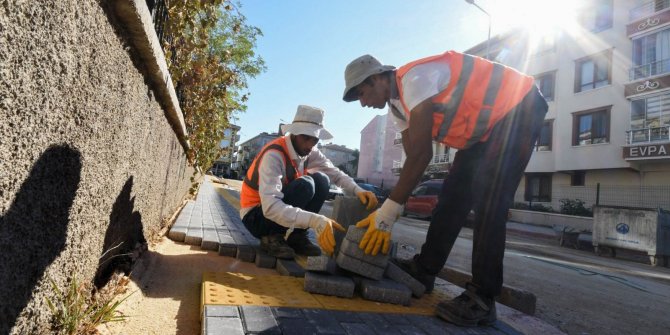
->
xmin=239 ymin=105 xmax=379 ymax=259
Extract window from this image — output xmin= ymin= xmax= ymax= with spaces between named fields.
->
xmin=579 ymin=0 xmax=612 ymax=33
xmin=573 ymin=107 xmax=611 ymax=146
xmin=631 ymin=30 xmax=670 ymax=80
xmin=575 ymin=51 xmax=611 ymax=93
xmin=525 ymin=174 xmax=552 ymax=202
xmin=571 ymin=171 xmax=586 ymax=186
xmin=535 ymin=120 xmax=553 ymax=151
xmin=535 ymin=72 xmax=555 ymax=101
xmin=630 ymin=93 xmax=670 ymax=142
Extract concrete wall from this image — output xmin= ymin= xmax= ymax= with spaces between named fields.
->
xmin=0 ymin=1 xmax=193 ymax=333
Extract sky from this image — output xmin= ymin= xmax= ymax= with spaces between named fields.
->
xmin=234 ymin=0 xmax=556 ymax=150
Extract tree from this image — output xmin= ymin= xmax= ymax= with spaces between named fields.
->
xmin=163 ymin=0 xmax=266 ymax=186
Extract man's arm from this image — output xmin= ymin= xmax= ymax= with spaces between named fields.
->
xmin=388 ymin=100 xmax=434 ymax=204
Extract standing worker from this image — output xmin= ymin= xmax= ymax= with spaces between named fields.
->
xmin=342 ymin=51 xmax=548 ymax=326
xmin=239 ymin=105 xmax=379 ymax=259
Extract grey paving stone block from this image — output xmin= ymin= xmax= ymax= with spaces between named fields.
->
xmin=204 ymin=305 xmax=239 ymax=318
xmin=394 ymin=324 xmax=428 ymax=335
xmin=236 ymin=245 xmax=256 ymax=262
xmin=276 ymin=317 xmax=319 ymax=335
xmin=340 ymin=323 xmax=377 ymax=335
xmin=340 ymin=238 xmax=390 ymax=268
xmin=276 ymin=259 xmax=305 ymax=277
xmin=168 ymin=225 xmax=187 ymax=242
xmin=384 ymin=261 xmax=426 ymax=298
xmin=218 ymin=243 xmax=237 ymax=257
xmin=255 ymin=248 xmax=276 ymax=269
xmin=240 ymin=305 xmax=280 ymax=334
xmin=329 ymin=310 xmax=363 ymax=324
xmin=331 ymin=196 xmax=373 ymax=228
xmin=344 ymin=225 xmax=367 ymax=243
xmin=303 ymin=272 xmax=355 ymax=298
xmin=201 ymin=228 xmax=220 ymax=251
xmin=403 ymin=315 xmax=454 ymax=335
xmin=302 ymin=308 xmax=346 ymax=334
xmin=490 ymin=320 xmax=523 ymax=335
xmin=359 ymin=278 xmax=412 ymax=306
xmin=357 ymin=312 xmax=403 ymax=334
xmin=271 ymin=307 xmax=304 ymax=319
xmin=335 ymin=252 xmax=384 ymax=280
xmin=306 ymin=255 xmax=338 ymax=274
xmin=382 ymin=313 xmax=411 ymax=325
xmin=184 ymin=227 xmax=203 ymax=246
xmin=203 ymin=315 xmax=244 ymax=335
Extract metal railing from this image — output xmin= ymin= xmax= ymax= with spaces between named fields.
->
xmin=627 ymin=125 xmax=670 ymax=144
xmin=630 ymin=0 xmax=670 ymax=22
xmin=430 ymin=153 xmax=449 ymax=164
xmin=629 ymin=58 xmax=670 ymax=81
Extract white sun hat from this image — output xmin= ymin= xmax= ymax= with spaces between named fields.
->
xmin=280 ymin=105 xmax=334 ymax=140
xmin=343 ymin=54 xmax=396 ymax=102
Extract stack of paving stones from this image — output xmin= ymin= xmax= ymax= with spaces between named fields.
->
xmin=202 ymin=305 xmax=520 ymax=335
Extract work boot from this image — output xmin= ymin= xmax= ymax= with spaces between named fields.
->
xmin=260 ymin=234 xmax=295 ymax=259
xmin=435 ymin=283 xmax=497 ymax=327
xmin=286 ymin=230 xmax=321 ymax=256
xmin=392 ymin=255 xmax=435 ymax=293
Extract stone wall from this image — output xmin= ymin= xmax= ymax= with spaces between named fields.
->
xmin=0 ymin=1 xmax=193 ymax=333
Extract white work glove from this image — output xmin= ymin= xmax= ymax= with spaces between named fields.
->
xmin=356 ymin=190 xmax=378 ymax=210
xmin=308 ymin=214 xmax=345 ymax=256
xmin=355 ymin=199 xmax=403 ymax=255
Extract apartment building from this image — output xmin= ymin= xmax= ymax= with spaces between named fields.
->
xmin=358 ymin=114 xmax=402 ymax=188
xmin=463 ymin=0 xmax=670 ymax=209
xmin=318 ymin=143 xmax=357 ymax=176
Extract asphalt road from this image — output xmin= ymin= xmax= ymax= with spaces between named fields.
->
xmin=321 ymin=201 xmax=670 ymax=335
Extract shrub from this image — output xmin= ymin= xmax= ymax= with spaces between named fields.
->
xmin=559 ymin=198 xmax=593 ymax=217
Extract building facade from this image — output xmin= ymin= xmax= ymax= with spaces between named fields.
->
xmin=318 ymin=143 xmax=357 ymax=176
xmin=234 ymin=132 xmax=280 ymax=177
xmin=211 ymin=124 xmax=241 ymax=176
xmin=358 ymin=114 xmax=402 ymax=189
xmin=465 ymin=0 xmax=670 ymax=210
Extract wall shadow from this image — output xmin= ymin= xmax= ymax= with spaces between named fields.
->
xmin=0 ymin=145 xmax=82 ymax=334
xmin=94 ymin=177 xmax=145 ymax=289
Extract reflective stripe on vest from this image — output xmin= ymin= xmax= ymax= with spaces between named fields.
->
xmin=240 ymin=137 xmax=300 ymax=208
xmin=396 ymin=51 xmax=534 ymax=149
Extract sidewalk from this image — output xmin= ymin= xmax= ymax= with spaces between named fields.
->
xmin=107 ymin=177 xmax=565 ymax=335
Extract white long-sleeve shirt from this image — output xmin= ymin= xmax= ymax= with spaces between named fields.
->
xmin=240 ymin=134 xmax=364 ymax=229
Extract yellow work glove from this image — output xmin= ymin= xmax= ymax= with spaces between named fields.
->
xmin=309 ymin=214 xmax=345 ymax=256
xmin=355 ymin=199 xmax=403 ymax=255
xmin=356 ymin=190 xmax=378 ymax=210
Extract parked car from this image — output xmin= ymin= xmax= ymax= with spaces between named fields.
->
xmin=403 ymin=179 xmax=443 ymax=219
xmin=327 ymin=184 xmax=344 ymax=200
xmin=356 ymin=183 xmax=388 ymax=204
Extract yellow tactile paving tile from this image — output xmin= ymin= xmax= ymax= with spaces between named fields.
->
xmin=202 ymin=271 xmax=449 ymax=315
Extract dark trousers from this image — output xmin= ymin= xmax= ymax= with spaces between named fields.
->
xmin=416 ymin=87 xmax=548 ymax=298
xmin=242 ymin=172 xmax=330 ymax=238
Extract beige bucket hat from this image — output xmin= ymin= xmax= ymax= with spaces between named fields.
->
xmin=280 ymin=105 xmax=334 ymax=140
xmin=342 ymin=54 xmax=395 ymax=102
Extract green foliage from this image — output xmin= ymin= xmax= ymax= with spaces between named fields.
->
xmin=163 ymin=0 xmax=266 ymax=176
xmin=559 ymin=198 xmax=593 ymax=217
xmin=45 ymin=276 xmax=130 ymax=334
xmin=512 ymin=202 xmax=553 ymax=212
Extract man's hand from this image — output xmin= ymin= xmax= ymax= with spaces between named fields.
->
xmin=309 ymin=215 xmax=345 ymax=256
xmin=356 ymin=190 xmax=378 ymax=210
xmin=355 ymin=199 xmax=403 ymax=255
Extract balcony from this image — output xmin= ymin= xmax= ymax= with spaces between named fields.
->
xmin=626 ymin=125 xmax=670 ymax=144
xmin=630 ymin=0 xmax=670 ymax=22
xmin=391 ymin=160 xmax=402 ymax=175
xmin=393 ymin=132 xmax=402 ymax=145
xmin=629 ymin=58 xmax=670 ymax=81
xmin=430 ymin=153 xmax=449 ymax=165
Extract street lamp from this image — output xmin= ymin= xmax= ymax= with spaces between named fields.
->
xmin=465 ymin=0 xmax=491 ymax=60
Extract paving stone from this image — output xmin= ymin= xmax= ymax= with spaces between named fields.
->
xmin=271 ymin=307 xmax=304 ymax=319
xmin=358 ymin=312 xmax=403 ymax=334
xmin=168 ymin=203 xmax=192 ymax=242
xmin=340 ymin=238 xmax=390 ymax=268
xmin=203 ymin=315 xmax=244 ymax=335
xmin=403 ymin=315 xmax=454 ymax=335
xmin=218 ymin=243 xmax=237 ymax=257
xmin=236 ymin=245 xmax=256 ymax=262
xmin=255 ymin=248 xmax=277 ymax=269
xmin=306 ymin=255 xmax=338 ymax=274
xmin=303 ymin=272 xmax=355 ymax=298
xmin=340 ymin=322 xmax=378 ymax=335
xmin=329 ymin=310 xmax=363 ymax=324
xmin=394 ymin=324 xmax=428 ymax=335
xmin=331 ymin=196 xmax=374 ymax=249
xmin=276 ymin=317 xmax=319 ymax=335
xmin=489 ymin=320 xmax=523 ymax=335
xmin=184 ymin=227 xmax=203 ymax=246
xmin=344 ymin=225 xmax=368 ymax=243
xmin=204 ymin=305 xmax=239 ymax=318
xmin=276 ymin=259 xmax=305 ymax=277
xmin=335 ymin=252 xmax=384 ymax=280
xmin=302 ymin=308 xmax=347 ymax=334
xmin=382 ymin=313 xmax=411 ymax=325
xmin=240 ymin=305 xmax=281 ymax=334
xmin=201 ymin=228 xmax=220 ymax=251
xmin=384 ymin=261 xmax=426 ymax=298
xmin=359 ymin=279 xmax=412 ymax=306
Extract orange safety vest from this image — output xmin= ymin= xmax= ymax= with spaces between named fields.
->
xmin=240 ymin=137 xmax=305 ymax=208
xmin=396 ymin=51 xmax=535 ymax=149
